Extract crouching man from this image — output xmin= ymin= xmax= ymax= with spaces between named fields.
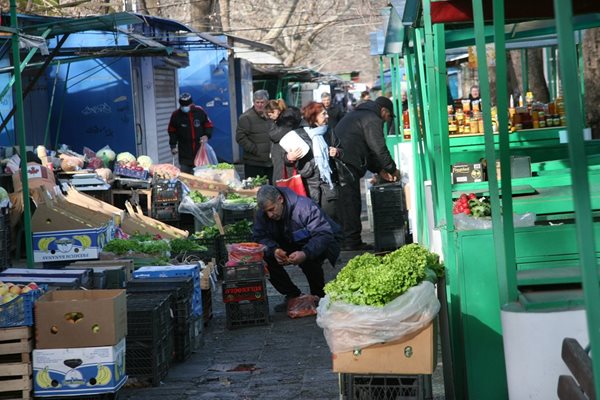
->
xmin=253 ymin=185 xmax=341 ymax=312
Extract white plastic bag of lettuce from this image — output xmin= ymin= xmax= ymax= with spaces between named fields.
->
xmin=316 ymin=244 xmax=443 ymax=353
xmin=316 ymin=281 xmax=439 ymax=353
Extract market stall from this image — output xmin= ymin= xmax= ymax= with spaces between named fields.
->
xmin=379 ymin=0 xmax=600 ymax=398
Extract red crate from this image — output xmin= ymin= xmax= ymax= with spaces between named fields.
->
xmin=222 ymin=280 xmax=266 ymax=303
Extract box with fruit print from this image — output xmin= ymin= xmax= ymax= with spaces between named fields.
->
xmin=31 ymin=201 xmax=114 ymax=263
xmin=33 ymin=337 xmax=126 ymax=397
xmin=0 ymin=281 xmax=46 ymax=328
xmin=34 ymin=289 xmax=127 ymax=349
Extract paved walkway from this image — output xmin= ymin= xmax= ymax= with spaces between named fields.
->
xmin=121 ymin=209 xmax=447 ymax=400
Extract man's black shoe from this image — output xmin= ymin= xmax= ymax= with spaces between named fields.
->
xmin=274 ymin=294 xmax=300 ymax=312
xmin=341 ymin=242 xmax=374 ymax=251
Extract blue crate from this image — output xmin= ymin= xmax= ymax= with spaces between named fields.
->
xmin=0 ymin=286 xmax=46 ymax=328
xmin=133 ymin=265 xmax=202 ymax=318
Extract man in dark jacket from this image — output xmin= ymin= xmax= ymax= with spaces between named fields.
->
xmin=236 ymin=90 xmax=274 ymax=183
xmin=334 ymin=96 xmax=400 ymax=251
xmin=321 ymin=92 xmax=344 ymax=132
xmin=253 ymin=185 xmax=341 ymax=311
xmin=168 ymin=93 xmax=213 ymax=174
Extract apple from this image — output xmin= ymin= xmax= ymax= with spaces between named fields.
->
xmin=8 ymin=285 xmax=21 ymax=295
xmin=27 ymin=282 xmax=39 ymax=290
xmin=21 ymin=286 xmax=32 ymax=294
xmin=0 ymin=284 xmax=8 ymax=296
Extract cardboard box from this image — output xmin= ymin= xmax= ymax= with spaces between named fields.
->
xmin=33 ymin=338 xmax=126 ymax=397
xmin=332 ymin=321 xmax=437 ymax=375
xmin=12 ymin=162 xmax=56 ymax=193
xmin=451 ymin=162 xmax=484 ymax=184
xmin=31 ymin=202 xmax=114 ymax=263
xmin=35 ymin=290 xmax=127 ymax=349
xmin=1 ymin=268 xmax=93 ymax=289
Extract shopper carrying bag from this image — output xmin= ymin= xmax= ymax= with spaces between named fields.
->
xmin=275 ymin=165 xmax=307 ymax=197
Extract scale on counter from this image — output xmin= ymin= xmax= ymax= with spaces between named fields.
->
xmin=65 ymin=173 xmax=111 ymax=191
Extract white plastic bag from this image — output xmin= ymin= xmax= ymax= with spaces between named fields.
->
xmin=316 ymin=281 xmax=440 ymax=353
xmin=178 ymin=194 xmax=222 ymax=227
xmin=193 ymin=142 xmax=218 ymax=167
xmin=454 ymin=212 xmax=536 ymax=231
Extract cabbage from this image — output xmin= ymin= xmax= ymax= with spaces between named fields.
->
xmin=116 ymin=152 xmax=136 ymax=164
xmin=96 ymin=147 xmax=116 ymax=162
xmin=137 ymin=155 xmax=153 ymax=169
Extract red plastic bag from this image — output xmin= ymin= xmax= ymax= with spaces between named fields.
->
xmin=226 ymin=242 xmax=266 ymax=264
xmin=287 ymin=294 xmax=320 ymax=319
xmin=194 ymin=142 xmax=218 ymax=167
xmin=275 ymin=166 xmax=307 ymax=197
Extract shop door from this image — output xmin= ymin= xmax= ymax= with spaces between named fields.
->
xmin=153 ymin=66 xmax=177 ymax=165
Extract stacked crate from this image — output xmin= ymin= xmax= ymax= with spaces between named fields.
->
xmin=221 ymin=206 xmax=256 ymax=225
xmin=0 ymin=327 xmax=33 ymax=400
xmin=369 ymin=183 xmax=408 ymax=251
xmin=126 ymin=293 xmax=173 ymax=386
xmin=127 ymin=276 xmax=198 ymax=361
xmin=1 ymin=207 xmax=11 ymax=270
xmin=151 ymin=178 xmax=182 ymax=222
xmin=339 ymin=374 xmax=432 ymax=400
xmin=222 ymin=261 xmax=269 ymax=329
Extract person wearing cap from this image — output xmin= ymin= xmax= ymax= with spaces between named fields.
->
xmin=236 ymin=89 xmax=274 ymax=183
xmin=168 ymin=92 xmax=214 ymax=173
xmin=334 ymin=96 xmax=400 ymax=251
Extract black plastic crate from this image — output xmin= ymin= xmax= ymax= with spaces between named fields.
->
xmin=127 ymin=277 xmax=194 ymax=301
xmin=222 ymin=207 xmax=256 ymax=225
xmin=173 ymin=322 xmax=193 ymax=362
xmin=126 ymin=293 xmax=173 ymax=342
xmin=370 ymin=183 xmax=405 ymax=209
xmin=222 ymin=279 xmax=267 ymax=303
xmin=374 ymin=227 xmax=407 ymax=252
xmin=191 ymin=236 xmax=223 ymax=264
xmin=222 ymin=262 xmax=266 ymax=282
xmin=151 ymin=201 xmax=180 ymax=221
xmin=201 ymin=288 xmax=213 ymax=326
xmin=126 ymin=330 xmax=173 ymax=386
xmin=225 ymin=299 xmax=270 ymax=329
xmin=1 ymin=208 xmax=10 ymax=270
xmin=219 ymin=232 xmax=255 ymax=263
xmin=152 ymin=178 xmax=183 ymax=203
xmin=339 ymin=374 xmax=432 ymax=400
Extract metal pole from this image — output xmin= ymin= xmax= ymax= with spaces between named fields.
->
xmin=10 ymin=3 xmax=34 ymax=266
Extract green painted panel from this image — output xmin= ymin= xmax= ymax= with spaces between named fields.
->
xmin=455 ymin=230 xmax=507 ymax=400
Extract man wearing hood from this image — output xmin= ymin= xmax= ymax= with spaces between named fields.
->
xmin=334 ymin=96 xmax=400 ymax=251
xmin=168 ymin=92 xmax=214 ymax=173
xmin=253 ymin=185 xmax=341 ymax=312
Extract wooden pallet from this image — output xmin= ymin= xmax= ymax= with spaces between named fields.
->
xmin=0 ymin=327 xmax=33 ymax=400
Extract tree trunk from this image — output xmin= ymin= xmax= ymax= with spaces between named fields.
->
xmin=510 ymin=48 xmax=549 ymax=104
xmin=583 ymin=27 xmax=600 ymax=138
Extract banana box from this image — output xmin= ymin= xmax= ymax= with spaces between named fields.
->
xmin=32 ymin=338 xmax=126 ymax=397
xmin=31 ymin=201 xmax=114 ymax=263
xmin=35 ymin=289 xmax=127 ymax=349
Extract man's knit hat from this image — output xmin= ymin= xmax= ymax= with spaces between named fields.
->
xmin=179 ymin=92 xmax=193 ymax=106
xmin=374 ymin=96 xmax=395 ymax=117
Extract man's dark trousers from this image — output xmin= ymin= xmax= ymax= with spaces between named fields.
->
xmin=265 ymin=254 xmax=326 ymax=298
xmin=339 ymin=172 xmax=363 ymax=249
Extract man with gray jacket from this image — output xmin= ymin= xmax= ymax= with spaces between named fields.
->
xmin=236 ymin=90 xmax=274 ymax=183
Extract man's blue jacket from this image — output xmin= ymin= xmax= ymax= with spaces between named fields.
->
xmin=253 ymin=187 xmax=341 ymax=266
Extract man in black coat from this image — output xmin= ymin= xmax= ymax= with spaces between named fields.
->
xmin=168 ymin=93 xmax=213 ymax=173
xmin=334 ymin=96 xmax=400 ymax=251
xmin=253 ymin=185 xmax=341 ymax=311
xmin=321 ymin=92 xmax=344 ymax=132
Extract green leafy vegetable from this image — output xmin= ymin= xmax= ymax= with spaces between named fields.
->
xmin=192 ymin=224 xmax=221 ymax=239
xmin=324 ymin=244 xmax=444 ymax=306
xmin=189 ymin=190 xmax=210 ymax=204
xmin=170 ymin=238 xmax=208 ymax=254
xmin=224 ymin=220 xmax=253 ymax=236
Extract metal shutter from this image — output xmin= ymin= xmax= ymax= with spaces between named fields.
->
xmin=154 ymin=67 xmax=177 ymax=165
